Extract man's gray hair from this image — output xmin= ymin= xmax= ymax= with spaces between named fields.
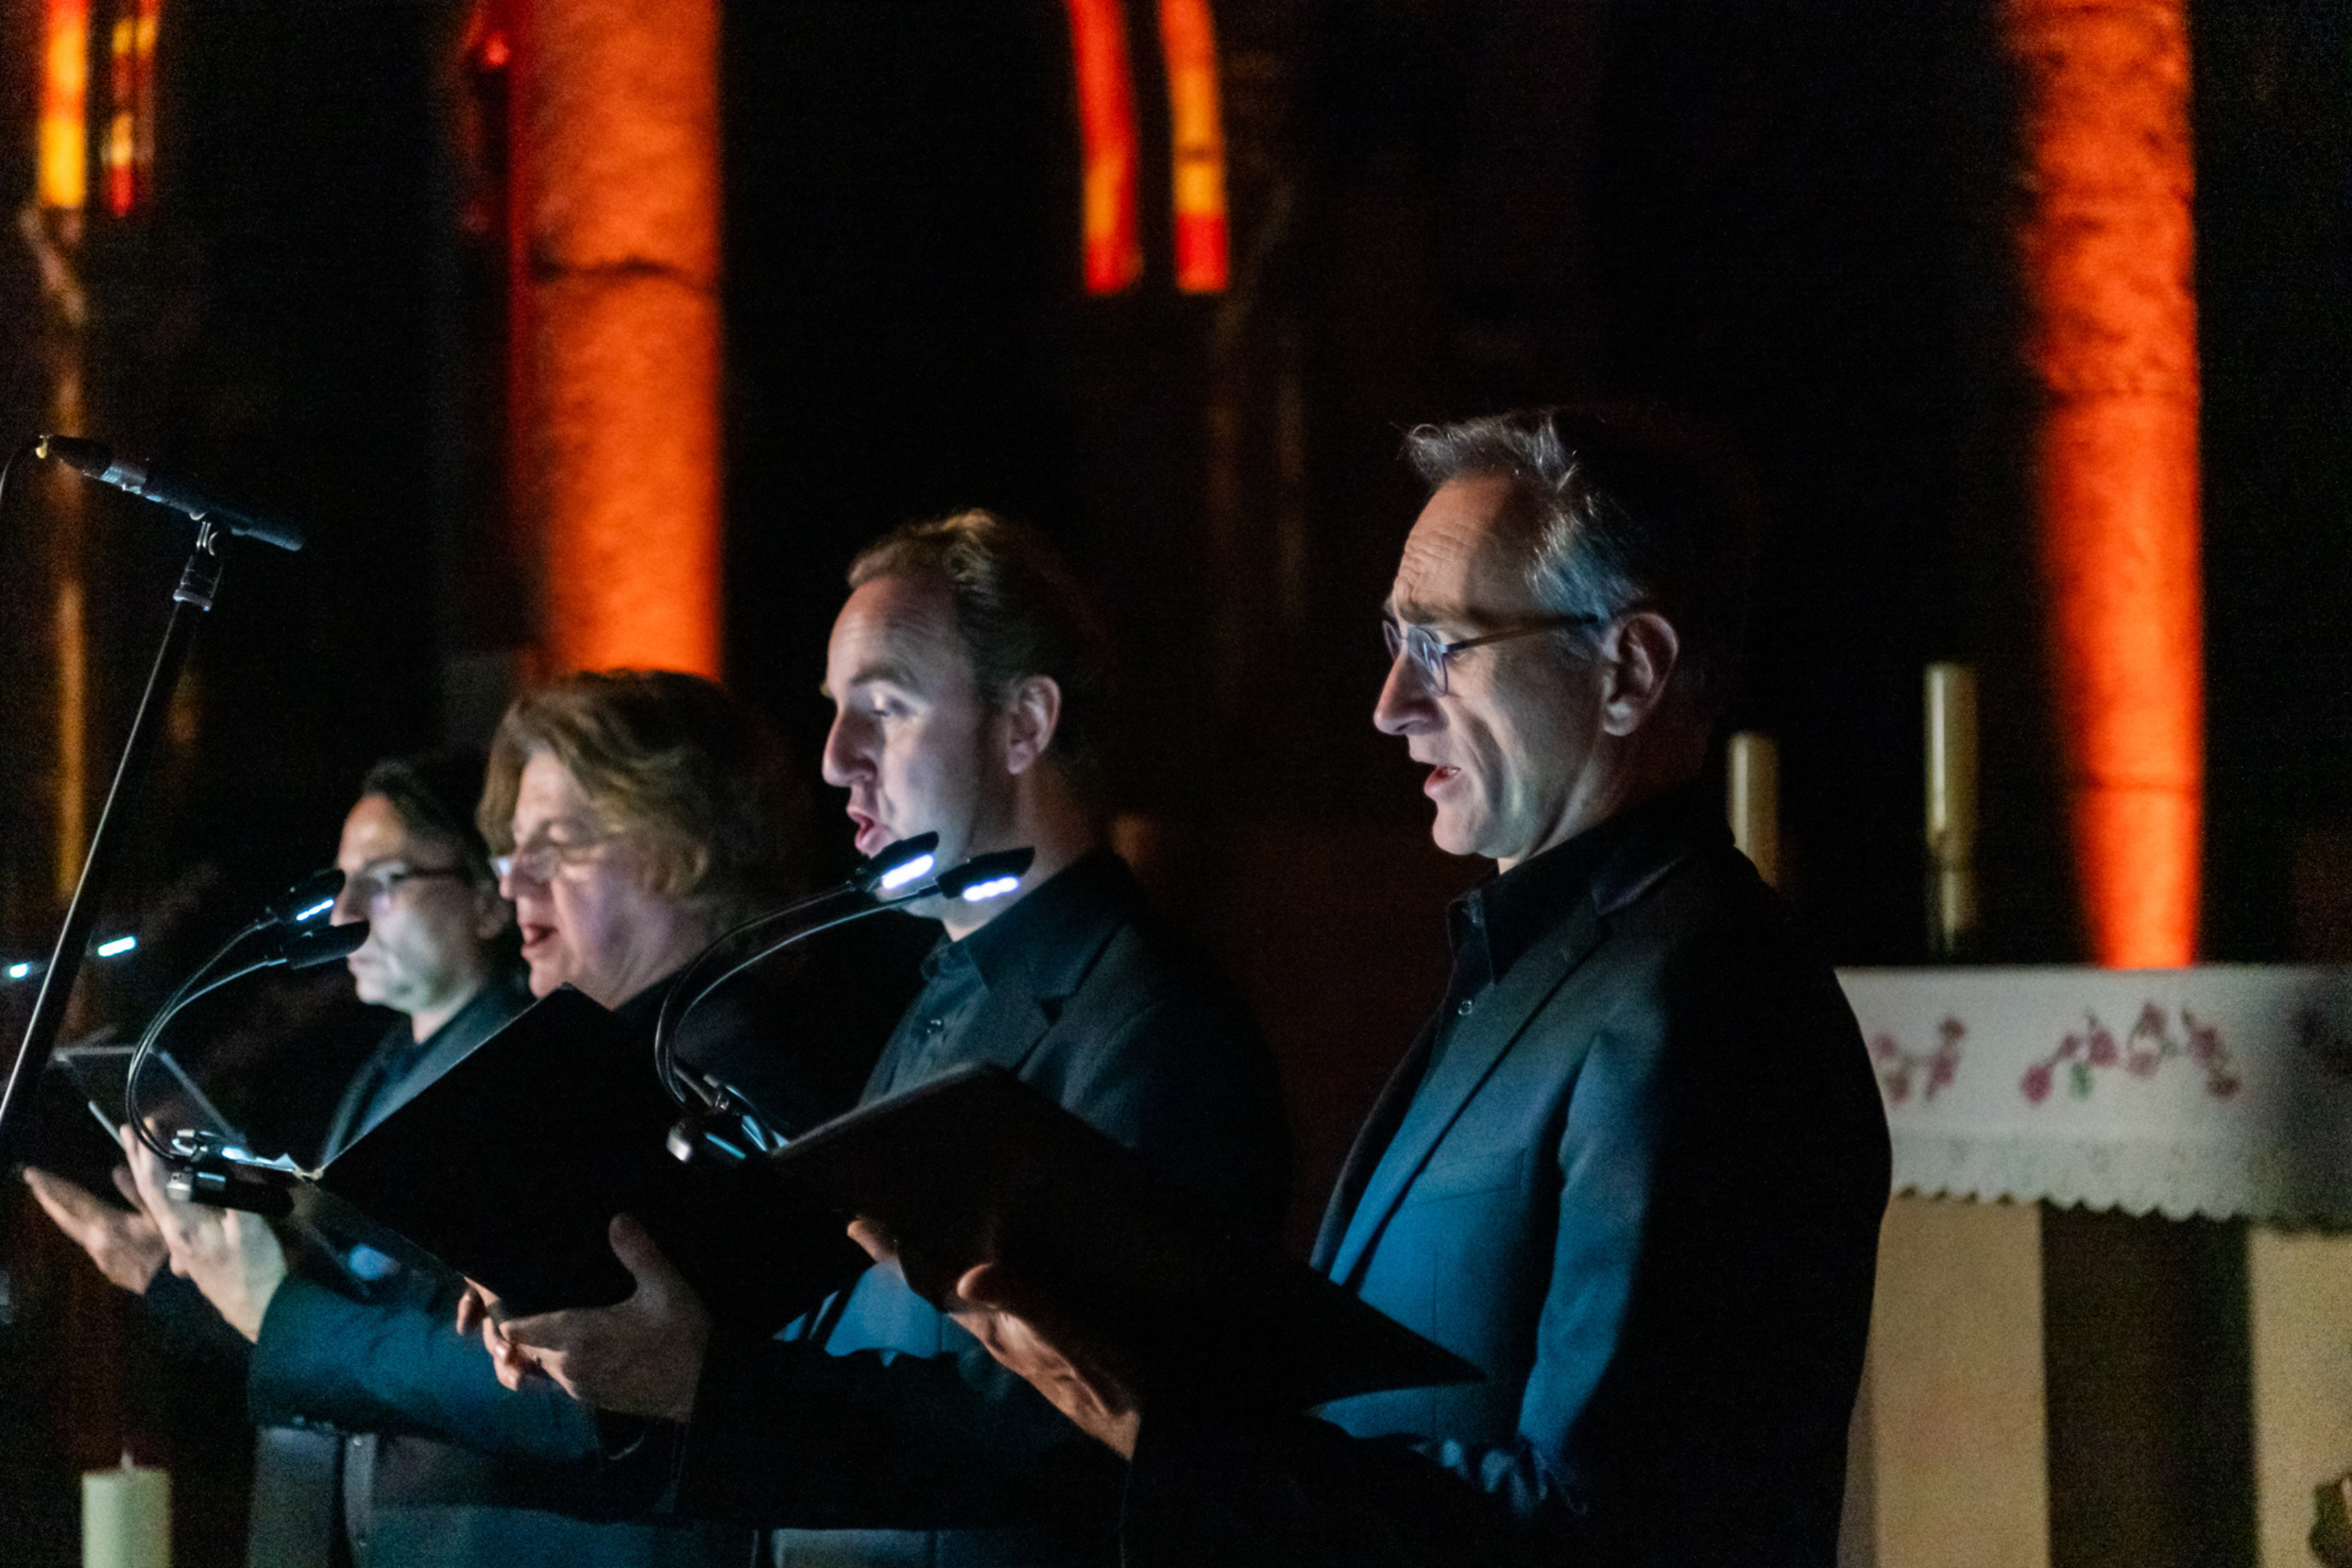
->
xmin=1402 ymin=407 xmax=1755 ymax=715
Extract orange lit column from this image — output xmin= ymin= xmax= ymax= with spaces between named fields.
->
xmin=1157 ymin=0 xmax=1228 ymax=293
xmin=2005 ymin=0 xmax=2202 ymax=967
xmin=509 ymin=0 xmax=722 ymax=677
xmin=1065 ymin=0 xmax=1142 ymax=294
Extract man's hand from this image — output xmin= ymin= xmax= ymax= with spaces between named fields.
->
xmin=22 ymin=1166 xmax=169 ymax=1293
xmin=491 ymin=1215 xmax=710 ymax=1423
xmin=849 ymin=1218 xmax=1143 ymax=1459
xmin=122 ymin=1127 xmax=287 ymax=1341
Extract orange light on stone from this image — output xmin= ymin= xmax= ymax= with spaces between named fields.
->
xmin=134 ymin=0 xmax=158 ymax=198
xmin=1065 ymin=0 xmax=1142 ymax=294
xmin=507 ymin=0 xmax=723 ymax=677
xmin=2004 ymin=0 xmax=2203 ymax=967
xmin=1158 ymin=0 xmax=1227 ymax=293
xmin=103 ymin=13 xmax=132 ymax=215
xmin=38 ymin=0 xmax=88 ymax=212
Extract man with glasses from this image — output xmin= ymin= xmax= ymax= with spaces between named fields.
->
xmin=928 ymin=408 xmax=1892 ymax=1566
xmin=37 ymin=753 xmax=753 ymax=1566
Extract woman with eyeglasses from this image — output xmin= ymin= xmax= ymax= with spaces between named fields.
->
xmin=481 ymin=670 xmax=798 ymax=1012
xmin=473 ymin=667 xmax=912 ymax=1132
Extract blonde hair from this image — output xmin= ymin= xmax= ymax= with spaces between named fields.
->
xmin=477 ymin=670 xmax=807 ymax=924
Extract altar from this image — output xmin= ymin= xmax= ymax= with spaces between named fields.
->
xmin=1838 ymin=966 xmax=2352 ymax=1568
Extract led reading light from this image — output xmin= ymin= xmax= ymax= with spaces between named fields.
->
xmin=95 ymin=935 xmax=136 ymax=957
xmin=934 ymin=849 xmax=1035 ymax=904
xmin=877 ymin=853 xmax=936 ymax=893
xmin=851 ymin=833 xmax=941 ymax=898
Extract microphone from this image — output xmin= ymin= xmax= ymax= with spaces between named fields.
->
xmin=35 ymin=434 xmax=306 ymax=552
xmin=259 ymin=867 xmax=346 ymax=928
xmin=272 ymin=920 xmax=368 ymax=971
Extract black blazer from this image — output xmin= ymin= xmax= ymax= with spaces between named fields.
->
xmin=677 ymin=852 xmax=1291 ymax=1568
xmin=1122 ymin=794 xmax=1891 ymax=1567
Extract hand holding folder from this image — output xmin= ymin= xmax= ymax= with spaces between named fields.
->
xmin=311 ymin=989 xmax=1477 ymax=1410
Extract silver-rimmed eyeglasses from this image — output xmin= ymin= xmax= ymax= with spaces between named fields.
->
xmin=492 ymin=834 xmax=613 ymax=886
xmin=1381 ymin=614 xmax=1604 ymax=696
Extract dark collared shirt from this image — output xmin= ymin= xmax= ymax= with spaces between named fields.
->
xmin=863 ymin=848 xmax=1131 ymax=1101
xmin=1431 ymin=789 xmax=1673 ymax=1068
xmin=325 ymin=966 xmax=534 ymax=1162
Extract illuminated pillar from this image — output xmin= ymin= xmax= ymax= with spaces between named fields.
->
xmin=2003 ymin=0 xmax=2202 ymax=967
xmin=1065 ymin=0 xmax=1142 ymax=294
xmin=35 ymin=0 xmax=90 ymax=902
xmin=509 ymin=0 xmax=722 ymax=677
xmin=38 ymin=0 xmax=87 ymax=212
xmin=1157 ymin=0 xmax=1227 ymax=293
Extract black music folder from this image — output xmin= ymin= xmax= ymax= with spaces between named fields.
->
xmin=314 ymin=985 xmax=869 ymax=1333
xmin=771 ymin=1065 xmax=1481 ymax=1409
xmin=316 ymin=991 xmax=1473 ymax=1406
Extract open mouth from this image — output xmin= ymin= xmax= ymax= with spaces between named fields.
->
xmin=847 ymin=808 xmax=889 ymax=855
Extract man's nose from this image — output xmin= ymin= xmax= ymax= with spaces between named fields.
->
xmin=820 ymin=715 xmax=868 ymax=787
xmin=328 ymin=880 xmax=366 ymax=927
xmin=1373 ymin=654 xmax=1439 ymax=735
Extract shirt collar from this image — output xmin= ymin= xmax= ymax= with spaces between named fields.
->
xmin=950 ymin=847 xmax=1136 ymax=998
xmin=404 ymin=964 xmax=531 ymax=1058
xmin=1451 ymin=780 xmax=1719 ymax=983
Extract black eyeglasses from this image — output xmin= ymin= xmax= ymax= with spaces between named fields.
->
xmin=345 ymin=865 xmax=469 ymax=908
xmin=1381 ymin=615 xmax=1603 ymax=696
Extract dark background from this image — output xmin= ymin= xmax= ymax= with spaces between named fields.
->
xmin=0 ymin=1 xmax=2347 ymax=1563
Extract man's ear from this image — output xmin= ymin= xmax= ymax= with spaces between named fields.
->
xmin=998 ymin=675 xmax=1064 ymax=777
xmin=1596 ymin=611 xmax=1680 ymax=738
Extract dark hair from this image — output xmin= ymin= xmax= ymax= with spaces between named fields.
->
xmin=361 ymin=750 xmax=497 ymax=890
xmin=477 ymin=670 xmax=808 ymax=925
xmin=848 ymin=510 xmax=1115 ymax=801
xmin=1403 ymin=407 xmax=1757 ymax=717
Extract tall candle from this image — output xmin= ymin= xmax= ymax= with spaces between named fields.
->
xmin=1925 ymin=663 xmax=1979 ymax=955
xmin=83 ymin=1454 xmax=168 ymax=1568
xmin=1726 ymin=731 xmax=1780 ymax=888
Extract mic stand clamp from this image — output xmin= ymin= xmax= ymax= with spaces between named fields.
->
xmin=167 ymin=1155 xmax=297 ymax=1218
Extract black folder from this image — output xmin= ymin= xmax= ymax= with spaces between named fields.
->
xmin=771 ymin=1065 xmax=1482 ymax=1410
xmin=315 ymin=990 xmax=1475 ymax=1407
xmin=314 ymin=985 xmax=869 ymax=1333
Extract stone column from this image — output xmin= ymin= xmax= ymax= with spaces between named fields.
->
xmin=509 ymin=0 xmax=722 ymax=677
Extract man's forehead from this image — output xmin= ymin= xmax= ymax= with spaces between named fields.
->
xmin=826 ymin=575 xmax=971 ymax=690
xmin=1386 ymin=474 xmax=1534 ymax=623
xmin=339 ymin=793 xmax=413 ymax=867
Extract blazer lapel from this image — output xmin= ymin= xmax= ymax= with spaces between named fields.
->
xmin=1311 ymin=1019 xmax=1439 ymax=1271
xmin=1325 ymin=898 xmax=1607 ymax=1287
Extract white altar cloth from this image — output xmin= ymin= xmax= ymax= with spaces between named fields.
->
xmin=1835 ymin=966 xmax=2352 ymax=1222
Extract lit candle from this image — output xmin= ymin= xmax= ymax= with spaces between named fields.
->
xmin=1726 ymin=731 xmax=1780 ymax=888
xmin=1925 ymin=663 xmax=1978 ymax=955
xmin=83 ymin=1454 xmax=167 ymax=1568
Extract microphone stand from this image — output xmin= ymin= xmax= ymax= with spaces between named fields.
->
xmin=0 ymin=521 xmax=227 ymax=1167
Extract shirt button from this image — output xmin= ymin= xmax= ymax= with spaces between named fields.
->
xmin=1457 ymin=999 xmax=1475 ymax=1017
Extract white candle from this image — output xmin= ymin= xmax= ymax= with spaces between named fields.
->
xmin=1925 ymin=663 xmax=1979 ymax=954
xmin=1925 ymin=663 xmax=1977 ymax=866
xmin=83 ymin=1454 xmax=168 ymax=1568
xmin=1726 ymin=731 xmax=1780 ymax=888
